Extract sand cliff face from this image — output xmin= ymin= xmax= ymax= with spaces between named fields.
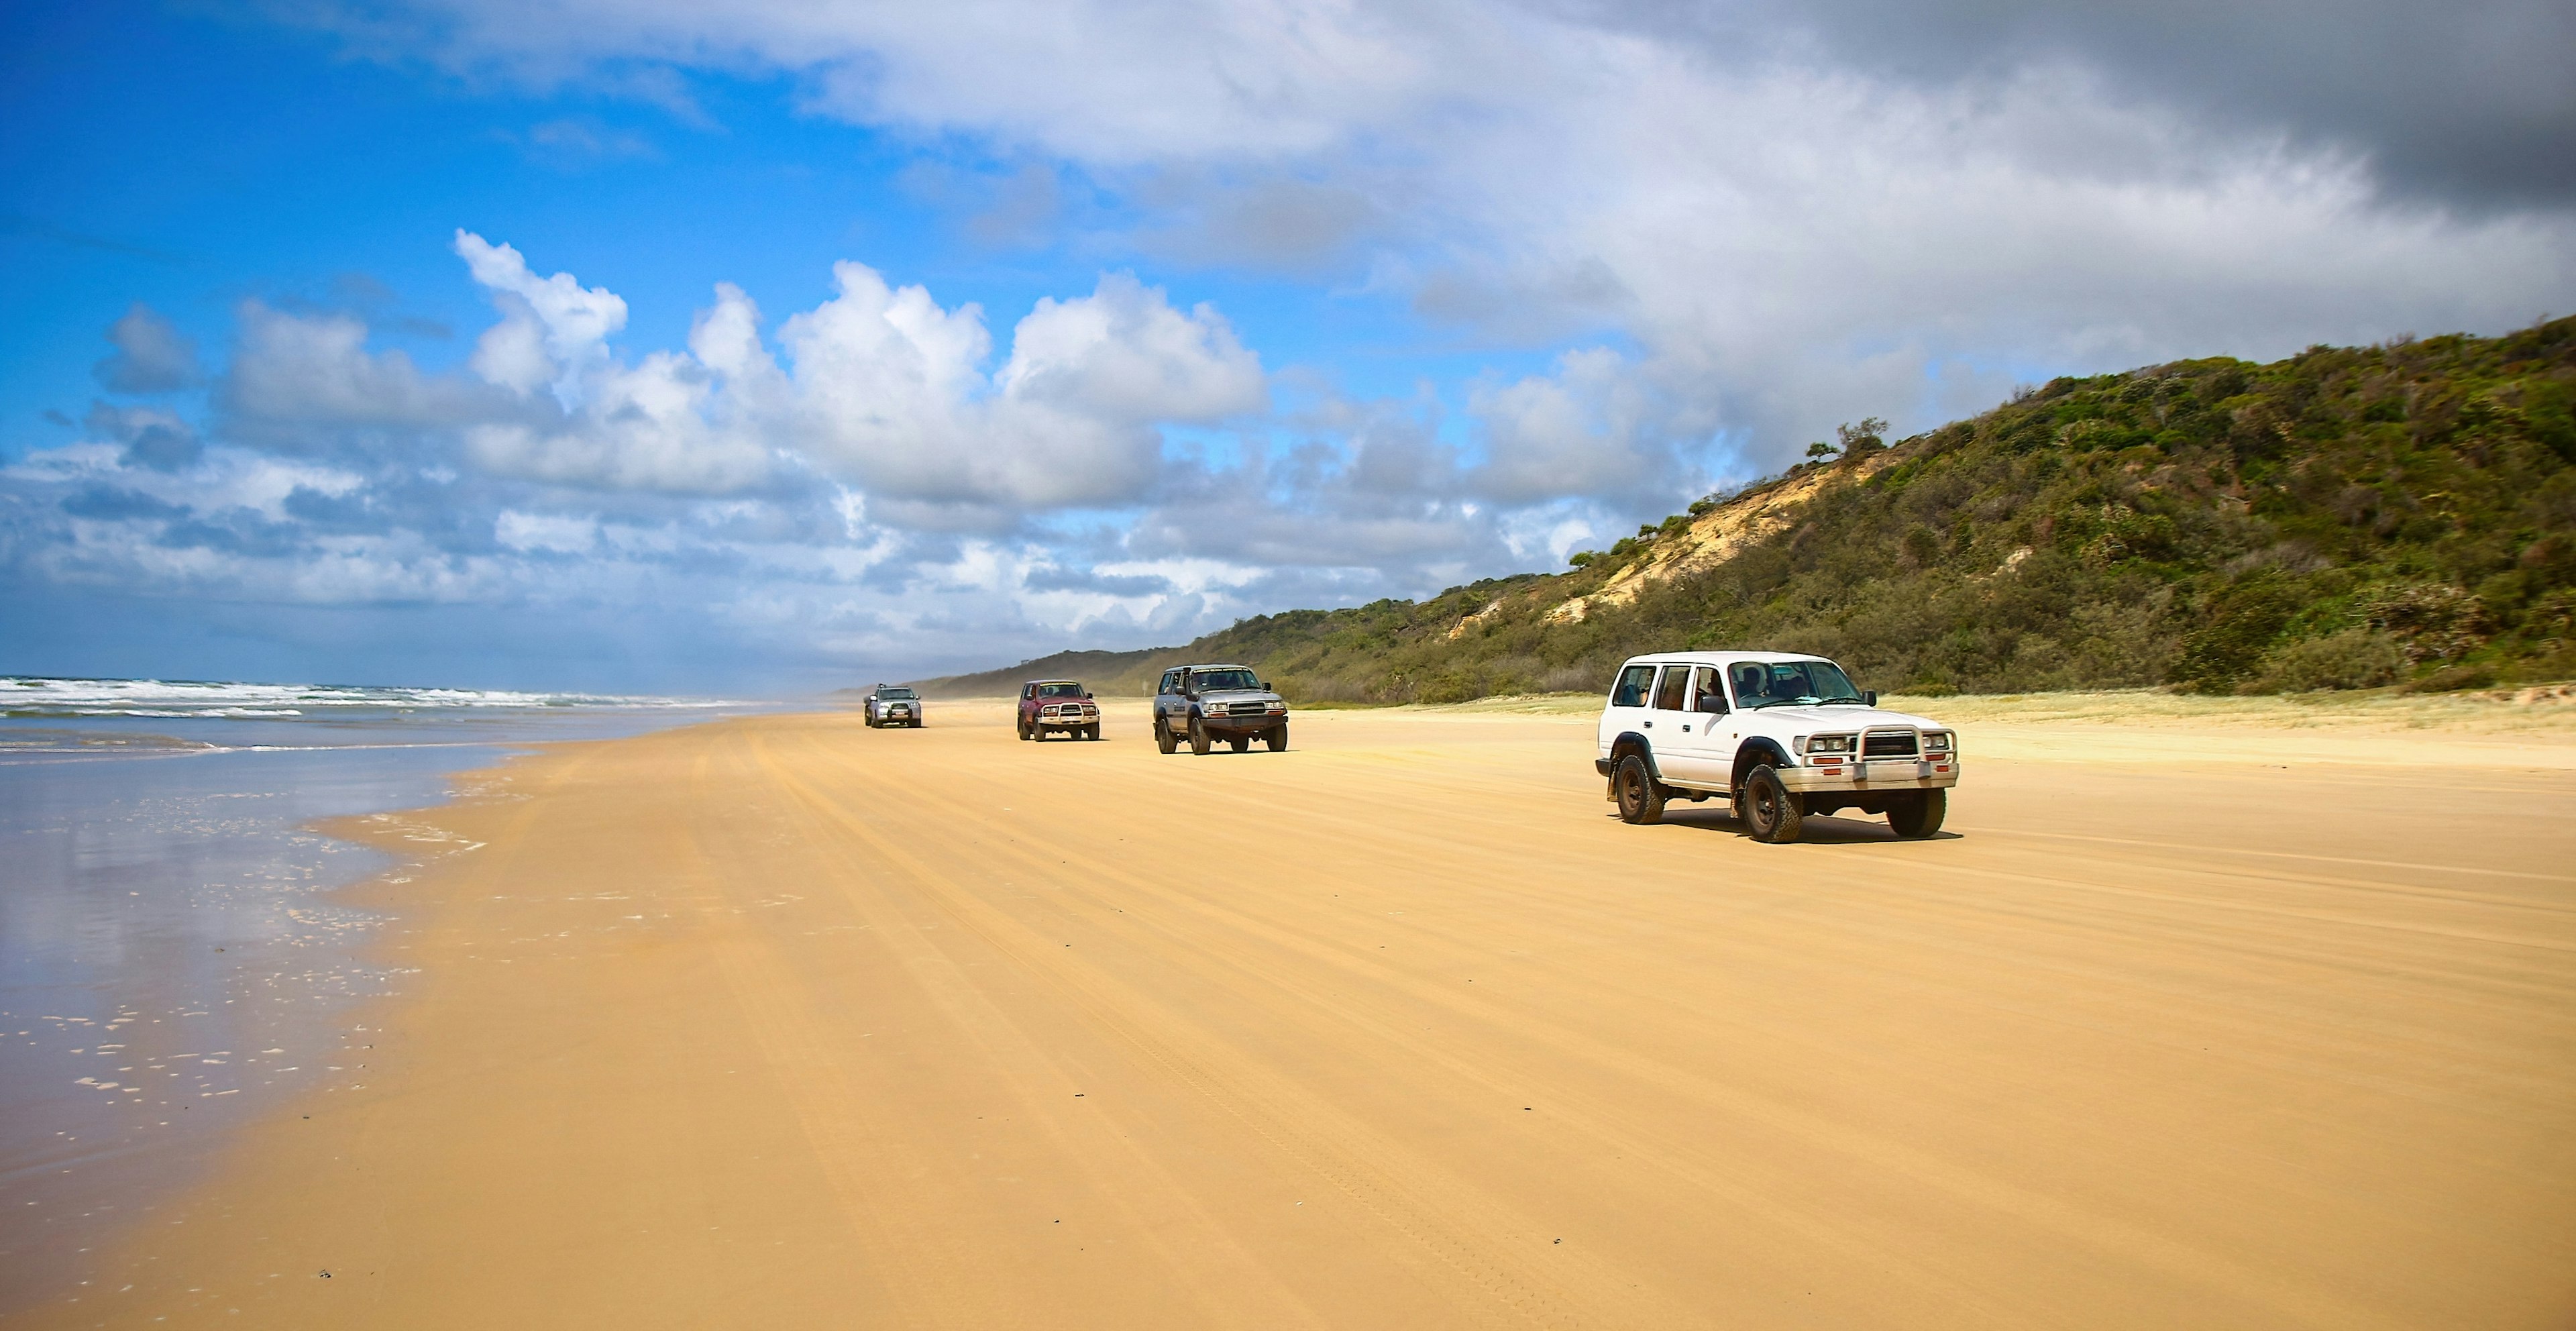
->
xmin=1540 ymin=450 xmax=1905 ymax=626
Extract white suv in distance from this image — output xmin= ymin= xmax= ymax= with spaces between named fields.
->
xmin=1595 ymin=651 xmax=1959 ymax=843
xmin=862 ymin=684 xmax=923 ymax=728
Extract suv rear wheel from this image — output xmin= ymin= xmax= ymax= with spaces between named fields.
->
xmin=1741 ymin=765 xmax=1803 ymax=844
xmin=1154 ymin=718 xmax=1177 ymax=753
xmin=1612 ymin=753 xmax=1665 ymax=824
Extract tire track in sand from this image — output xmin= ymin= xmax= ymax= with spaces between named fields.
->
xmin=753 ymin=725 xmax=1705 ymax=1330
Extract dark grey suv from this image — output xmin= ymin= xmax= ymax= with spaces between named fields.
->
xmin=1150 ymin=664 xmax=1289 ymax=755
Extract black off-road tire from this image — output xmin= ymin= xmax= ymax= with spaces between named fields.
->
xmin=1085 ymin=725 xmax=1100 ymax=741
xmin=1189 ymin=716 xmax=1212 ymax=756
xmin=1741 ymin=765 xmax=1803 ymax=844
xmin=1888 ymin=789 xmax=1947 ymax=839
xmin=1613 ymin=753 xmax=1665 ymax=825
xmin=1230 ymin=734 xmax=1250 ymax=753
xmin=1265 ymin=724 xmax=1287 ymax=752
xmin=1155 ymin=719 xmax=1177 ymax=754
xmin=1018 ymin=718 xmax=1031 ymax=741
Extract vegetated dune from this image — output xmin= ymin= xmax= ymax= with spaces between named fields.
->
xmin=918 ymin=317 xmax=2576 ymax=704
xmin=21 ymin=700 xmax=2573 ymax=1329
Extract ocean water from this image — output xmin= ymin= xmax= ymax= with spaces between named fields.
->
xmin=0 ymin=677 xmax=766 ymax=1311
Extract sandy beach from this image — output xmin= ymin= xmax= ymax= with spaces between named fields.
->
xmin=15 ymin=697 xmax=2575 ymax=1329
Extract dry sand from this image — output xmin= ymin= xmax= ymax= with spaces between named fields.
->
xmin=15 ymin=698 xmax=2576 ymax=1328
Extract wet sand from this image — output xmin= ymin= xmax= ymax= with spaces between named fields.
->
xmin=14 ymin=700 xmax=2575 ymax=1328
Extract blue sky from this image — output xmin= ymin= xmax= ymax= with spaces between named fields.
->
xmin=4 ymin=0 xmax=2571 ymax=694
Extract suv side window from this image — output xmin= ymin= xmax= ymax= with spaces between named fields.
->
xmin=1729 ymin=663 xmax=1766 ymax=707
xmin=1611 ymin=664 xmax=1655 ymax=707
xmin=1691 ymin=667 xmax=1727 ymax=714
xmin=1159 ymin=670 xmax=1181 ymax=695
xmin=1653 ymin=665 xmax=1688 ymax=711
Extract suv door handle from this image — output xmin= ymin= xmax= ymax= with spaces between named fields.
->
xmin=1642 ymin=721 xmax=1653 ymax=728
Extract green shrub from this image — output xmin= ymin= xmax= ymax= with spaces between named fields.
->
xmin=2250 ymin=628 xmax=2406 ymax=692
xmin=2405 ymin=663 xmax=2499 ymax=692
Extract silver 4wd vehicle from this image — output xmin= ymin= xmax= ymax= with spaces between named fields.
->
xmin=1151 ymin=664 xmax=1289 ymax=755
xmin=1595 ymin=651 xmax=1958 ymax=843
xmin=861 ymin=684 xmax=923 ymax=728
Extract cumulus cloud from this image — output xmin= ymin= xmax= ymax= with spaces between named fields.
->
xmin=284 ymin=0 xmax=2573 ymax=474
xmin=1466 ymin=348 xmax=1689 ymax=506
xmin=193 ymin=237 xmax=1283 ymax=513
xmin=223 ymin=299 xmax=481 ymax=437
xmin=455 ymin=230 xmax=629 ymax=407
xmin=780 ymin=263 xmax=1264 ymax=509
xmin=93 ymin=303 xmax=201 ymax=393
xmin=8 ymin=235 xmax=1348 ymax=676
xmin=83 ymin=402 xmax=203 ymax=472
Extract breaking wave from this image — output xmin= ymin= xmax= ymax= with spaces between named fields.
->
xmin=1 ymin=676 xmax=743 ymax=720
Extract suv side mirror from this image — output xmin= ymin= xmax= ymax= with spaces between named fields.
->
xmin=1258 ymin=680 xmax=1270 ymax=692
xmin=1863 ymin=690 xmax=1877 ymax=706
xmin=1083 ymin=691 xmax=1093 ymax=699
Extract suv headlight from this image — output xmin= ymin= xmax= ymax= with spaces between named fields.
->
xmin=1804 ymin=734 xmax=1856 ymax=755
xmin=1923 ymin=732 xmax=1952 ymax=753
xmin=1265 ymin=700 xmax=1287 ymax=713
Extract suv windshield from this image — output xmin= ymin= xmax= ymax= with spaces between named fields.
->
xmin=1036 ymin=682 xmax=1084 ymax=698
xmin=877 ymin=688 xmax=916 ymax=700
xmin=1189 ymin=669 xmax=1260 ymax=693
xmin=1730 ymin=660 xmax=1866 ymax=708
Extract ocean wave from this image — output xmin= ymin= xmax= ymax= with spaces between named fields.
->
xmin=1 ymin=676 xmax=745 ymax=719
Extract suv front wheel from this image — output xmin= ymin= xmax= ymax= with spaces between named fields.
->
xmin=1740 ymin=765 xmax=1803 ymax=844
xmin=1189 ymin=715 xmax=1212 ymax=755
xmin=1887 ymin=789 xmax=1945 ymax=839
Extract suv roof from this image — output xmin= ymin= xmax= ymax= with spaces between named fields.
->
xmin=1025 ymin=678 xmax=1082 ymax=686
xmin=1620 ymin=650 xmax=1829 ymax=667
xmin=1176 ymin=663 xmax=1253 ymax=672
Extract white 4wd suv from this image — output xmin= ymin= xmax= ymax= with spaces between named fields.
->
xmin=1595 ymin=651 xmax=1959 ymax=843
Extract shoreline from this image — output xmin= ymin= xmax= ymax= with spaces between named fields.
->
xmin=0 ymin=707 xmax=761 ymax=1318
xmin=15 ymin=700 xmax=2573 ymax=1328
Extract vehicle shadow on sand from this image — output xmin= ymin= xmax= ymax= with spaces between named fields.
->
xmin=1642 ymin=805 xmax=1964 ymax=844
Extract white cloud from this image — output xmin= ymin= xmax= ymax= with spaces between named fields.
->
xmin=777 ymin=263 xmax=1265 ymax=509
xmin=225 ymin=300 xmax=476 ymax=433
xmin=321 ymin=0 xmax=2571 ymax=473
xmin=495 ymin=509 xmax=600 ymax=553
xmin=455 ymin=229 xmax=629 ymax=408
xmin=94 ymin=303 xmax=202 ymax=393
xmin=1466 ymin=347 xmax=1679 ymax=506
